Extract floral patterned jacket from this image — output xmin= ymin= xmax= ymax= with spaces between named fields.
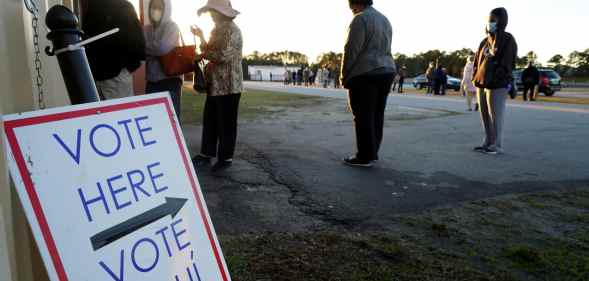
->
xmin=201 ymin=21 xmax=243 ymax=96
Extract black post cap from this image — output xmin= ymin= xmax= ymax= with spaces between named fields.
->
xmin=46 ymin=5 xmax=82 ymax=39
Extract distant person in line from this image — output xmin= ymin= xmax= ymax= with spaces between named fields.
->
xmin=297 ymin=68 xmax=304 ymax=85
xmin=397 ymin=65 xmax=407 ymax=93
xmin=391 ymin=73 xmax=400 ymax=92
xmin=425 ymin=62 xmax=435 ymax=94
xmin=144 ymin=0 xmax=183 ymax=117
xmin=462 ymin=56 xmax=478 ymax=111
xmin=292 ymin=71 xmax=297 ymax=86
xmin=432 ymin=64 xmax=444 ymax=95
xmin=340 ymin=0 xmax=396 ymax=167
xmin=334 ymin=65 xmax=342 ymax=88
xmin=270 ymin=73 xmax=273 ymax=82
xmin=191 ymin=0 xmax=243 ymax=172
xmin=303 ymin=67 xmax=310 ymax=86
xmin=473 ymin=7 xmax=518 ymax=155
xmin=83 ymin=0 xmax=145 ymax=100
xmin=521 ymin=61 xmax=540 ymax=101
xmin=441 ymin=68 xmax=448 ymax=95
xmin=315 ymin=67 xmax=323 ymax=87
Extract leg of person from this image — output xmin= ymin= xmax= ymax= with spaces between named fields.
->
xmin=217 ymin=93 xmax=241 ymax=165
xmin=374 ymin=75 xmax=393 ymax=159
xmin=522 ymin=85 xmax=530 ymax=101
xmin=96 ymin=69 xmax=134 ymax=100
xmin=146 ymin=78 xmax=183 ymax=119
xmin=476 ymin=88 xmax=492 ymax=151
xmin=470 ymin=91 xmax=477 ymax=111
xmin=487 ymin=88 xmax=508 ymax=154
xmin=346 ymin=77 xmax=377 ymax=166
xmin=168 ymin=78 xmax=183 ymax=119
xmin=196 ymin=96 xmax=219 ymax=165
xmin=398 ymin=78 xmax=404 ymax=93
xmin=465 ymin=87 xmax=473 ymax=111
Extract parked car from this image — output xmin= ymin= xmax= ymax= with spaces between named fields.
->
xmin=513 ymin=69 xmax=561 ymax=96
xmin=412 ymin=74 xmax=460 ymax=91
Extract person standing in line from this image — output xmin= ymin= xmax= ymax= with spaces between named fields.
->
xmin=521 ymin=61 xmax=540 ymax=101
xmin=191 ymin=0 xmax=243 ymax=172
xmin=284 ymin=69 xmax=289 ymax=85
xmin=440 ymin=67 xmax=448 ymax=95
xmin=323 ymin=68 xmax=331 ymax=88
xmin=473 ymin=7 xmax=518 ymax=155
xmin=341 ymin=0 xmax=396 ymax=167
xmin=144 ymin=0 xmax=183 ymax=117
xmin=433 ymin=65 xmax=444 ymax=96
xmin=303 ymin=67 xmax=310 ymax=86
xmin=270 ymin=72 xmax=273 ymax=82
xmin=292 ymin=71 xmax=297 ymax=86
xmin=334 ymin=65 xmax=342 ymax=88
xmin=425 ymin=62 xmax=435 ymax=94
xmin=315 ymin=67 xmax=322 ymax=87
xmin=397 ymin=65 xmax=407 ymax=93
xmin=391 ymin=73 xmax=400 ymax=92
xmin=461 ymin=56 xmax=478 ymax=111
xmin=83 ymin=0 xmax=145 ymax=100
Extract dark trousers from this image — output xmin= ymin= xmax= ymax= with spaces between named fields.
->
xmin=348 ymin=75 xmax=394 ymax=161
xmin=523 ymin=84 xmax=535 ymax=100
xmin=201 ymin=94 xmax=241 ymax=160
xmin=433 ymin=81 xmax=441 ymax=95
xmin=146 ymin=78 xmax=183 ymax=118
xmin=398 ymin=77 xmax=405 ymax=93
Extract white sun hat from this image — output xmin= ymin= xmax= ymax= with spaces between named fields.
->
xmin=197 ymin=0 xmax=240 ymax=18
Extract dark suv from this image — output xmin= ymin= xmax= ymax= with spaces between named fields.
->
xmin=513 ymin=69 xmax=561 ymax=96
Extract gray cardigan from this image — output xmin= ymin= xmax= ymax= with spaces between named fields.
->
xmin=341 ymin=7 xmax=396 ymax=87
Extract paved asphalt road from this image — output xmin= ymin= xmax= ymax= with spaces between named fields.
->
xmin=189 ymin=82 xmax=589 ymax=232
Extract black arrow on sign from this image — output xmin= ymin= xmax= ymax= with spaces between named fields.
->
xmin=90 ymin=197 xmax=188 ymax=251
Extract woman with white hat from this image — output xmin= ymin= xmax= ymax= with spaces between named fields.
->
xmin=191 ymin=0 xmax=243 ymax=172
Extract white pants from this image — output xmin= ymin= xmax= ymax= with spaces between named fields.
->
xmin=465 ymin=87 xmax=476 ymax=110
xmin=95 ymin=69 xmax=134 ymax=100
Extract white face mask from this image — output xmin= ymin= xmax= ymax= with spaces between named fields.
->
xmin=487 ymin=22 xmax=498 ymax=33
xmin=151 ymin=9 xmax=163 ymax=23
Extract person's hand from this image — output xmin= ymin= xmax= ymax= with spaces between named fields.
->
xmin=190 ymin=25 xmax=204 ymax=39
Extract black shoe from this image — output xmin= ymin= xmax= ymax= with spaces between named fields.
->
xmin=473 ymin=146 xmax=487 ymax=153
xmin=483 ymin=148 xmax=498 ymax=155
xmin=192 ymin=155 xmax=211 ymax=167
xmin=343 ymin=157 xmax=373 ymax=168
xmin=212 ymin=160 xmax=232 ymax=172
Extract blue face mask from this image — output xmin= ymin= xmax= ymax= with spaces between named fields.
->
xmin=487 ymin=22 xmax=498 ymax=33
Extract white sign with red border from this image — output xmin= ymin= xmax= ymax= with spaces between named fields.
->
xmin=2 ymin=93 xmax=231 ymax=281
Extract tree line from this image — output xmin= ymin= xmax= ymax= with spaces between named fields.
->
xmin=243 ymin=48 xmax=589 ymax=80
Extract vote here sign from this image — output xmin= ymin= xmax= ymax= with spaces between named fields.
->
xmin=2 ymin=93 xmax=231 ymax=281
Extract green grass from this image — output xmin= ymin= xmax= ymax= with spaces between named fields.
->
xmin=180 ymin=87 xmax=326 ymax=125
xmin=219 ymin=233 xmax=503 ymax=281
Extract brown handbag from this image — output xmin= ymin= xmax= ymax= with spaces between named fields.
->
xmin=160 ymin=33 xmax=196 ymax=76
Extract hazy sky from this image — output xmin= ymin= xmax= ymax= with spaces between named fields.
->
xmin=151 ymin=0 xmax=588 ymax=64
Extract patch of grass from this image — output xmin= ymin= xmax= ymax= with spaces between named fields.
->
xmin=219 ymin=233 xmax=510 ymax=281
xmin=180 ymin=87 xmax=326 ymax=125
xmin=561 ymin=87 xmax=589 ymax=93
xmin=502 ymin=244 xmax=589 ymax=280
xmin=504 ymin=245 xmax=545 ymax=270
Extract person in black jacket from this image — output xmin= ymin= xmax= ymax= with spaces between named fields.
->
xmin=521 ymin=61 xmax=540 ymax=101
xmin=83 ymin=0 xmax=146 ymax=100
xmin=472 ymin=7 xmax=518 ymax=155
